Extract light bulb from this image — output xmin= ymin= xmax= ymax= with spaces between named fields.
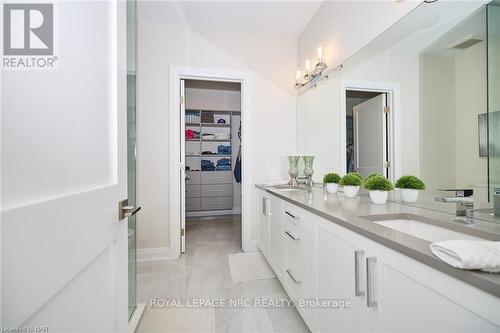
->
xmin=317 ymin=46 xmax=323 ymax=62
xmin=295 ymin=70 xmax=301 ymax=82
xmin=305 ymin=60 xmax=311 ymax=74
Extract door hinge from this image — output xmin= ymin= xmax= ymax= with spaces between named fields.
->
xmin=181 ymin=228 xmax=185 ymax=236
xmin=180 ymin=96 xmax=185 ymax=105
xmin=384 ymin=106 xmax=390 ymax=114
xmin=384 ymin=161 xmax=391 ymax=168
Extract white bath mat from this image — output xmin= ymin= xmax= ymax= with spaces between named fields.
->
xmin=137 ymin=307 xmax=215 ymax=333
xmin=228 ymin=252 xmax=276 ymax=283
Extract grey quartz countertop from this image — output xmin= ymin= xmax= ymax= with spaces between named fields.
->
xmin=257 ymin=184 xmax=500 ymax=298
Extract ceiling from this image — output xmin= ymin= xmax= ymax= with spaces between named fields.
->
xmin=173 ymin=1 xmax=323 ymax=39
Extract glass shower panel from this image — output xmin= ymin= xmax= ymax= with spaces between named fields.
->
xmin=127 ymin=0 xmax=137 ymax=320
xmin=488 ymin=2 xmax=500 ymax=200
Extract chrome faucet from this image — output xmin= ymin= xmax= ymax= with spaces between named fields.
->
xmin=435 ymin=189 xmax=474 ymax=224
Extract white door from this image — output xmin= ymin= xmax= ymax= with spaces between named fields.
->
xmin=180 ymin=79 xmax=186 ymax=253
xmin=353 ymin=94 xmax=387 ymax=177
xmin=1 ymin=2 xmax=129 ymax=331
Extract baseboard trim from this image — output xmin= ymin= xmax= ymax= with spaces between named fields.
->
xmin=243 ymin=239 xmax=258 ymax=253
xmin=137 ymin=246 xmax=171 ymax=262
xmin=186 ymin=208 xmax=241 ymax=218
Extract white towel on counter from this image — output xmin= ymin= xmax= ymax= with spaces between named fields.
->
xmin=430 ymin=240 xmax=500 ymax=273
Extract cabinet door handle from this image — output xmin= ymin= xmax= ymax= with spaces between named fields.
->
xmin=285 ymin=211 xmax=297 ymax=219
xmin=366 ymin=256 xmax=377 ymax=308
xmin=286 ymin=269 xmax=301 ymax=284
xmin=354 ymin=250 xmax=365 ymax=297
xmin=262 ymin=197 xmax=267 ymax=215
xmin=285 ymin=231 xmax=300 ymax=241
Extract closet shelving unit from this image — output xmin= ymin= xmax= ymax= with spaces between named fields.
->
xmin=185 ymin=109 xmax=240 ymax=214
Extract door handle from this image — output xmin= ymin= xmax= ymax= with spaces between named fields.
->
xmin=284 ymin=231 xmax=300 ymax=241
xmin=354 ymin=250 xmax=365 ymax=297
xmin=286 ymin=269 xmax=301 ymax=284
xmin=366 ymin=256 xmax=377 ymax=308
xmin=119 ymin=199 xmax=141 ymax=220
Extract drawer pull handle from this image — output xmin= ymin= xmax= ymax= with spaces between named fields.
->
xmin=366 ymin=256 xmax=377 ymax=308
xmin=354 ymin=250 xmax=365 ymax=297
xmin=286 ymin=269 xmax=301 ymax=284
xmin=285 ymin=231 xmax=300 ymax=241
xmin=285 ymin=211 xmax=297 ymax=219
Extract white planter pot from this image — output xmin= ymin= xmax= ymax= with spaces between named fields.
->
xmin=343 ymin=186 xmax=359 ymax=198
xmin=400 ymin=189 xmax=419 ymax=203
xmin=326 ymin=183 xmax=339 ymax=194
xmin=369 ymin=190 xmax=388 ymax=204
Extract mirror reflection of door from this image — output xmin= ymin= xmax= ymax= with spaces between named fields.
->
xmin=346 ymin=91 xmax=388 ymax=178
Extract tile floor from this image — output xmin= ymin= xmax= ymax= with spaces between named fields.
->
xmin=136 ymin=215 xmax=310 ymax=332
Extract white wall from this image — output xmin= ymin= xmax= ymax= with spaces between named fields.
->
xmin=297 ymin=1 xmax=420 ymax=72
xmin=455 ymin=41 xmax=487 ymax=190
xmin=136 ymin=1 xmax=297 ymax=251
xmin=419 ymin=53 xmax=457 ymax=192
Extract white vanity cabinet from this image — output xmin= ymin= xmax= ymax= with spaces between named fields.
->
xmin=257 ymin=190 xmax=500 ymax=333
xmin=268 ymin=195 xmax=286 ymax=280
xmin=282 ymin=203 xmax=315 ymax=326
xmin=257 ymin=190 xmax=270 ymax=259
xmin=314 ymin=214 xmax=500 ymax=333
xmin=366 ymin=240 xmax=500 ymax=333
xmin=316 ymin=220 xmax=371 ymax=333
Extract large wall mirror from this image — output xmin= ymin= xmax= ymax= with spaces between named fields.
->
xmin=297 ymin=0 xmax=500 ymax=220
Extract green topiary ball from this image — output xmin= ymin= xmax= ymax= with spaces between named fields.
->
xmin=323 ymin=172 xmax=341 ymax=184
xmin=364 ymin=175 xmax=394 ymax=191
xmin=395 ymin=175 xmax=425 ymax=190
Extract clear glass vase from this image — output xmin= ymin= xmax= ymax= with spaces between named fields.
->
xmin=302 ymin=156 xmax=315 ymax=183
xmin=287 ymin=156 xmax=300 ymax=186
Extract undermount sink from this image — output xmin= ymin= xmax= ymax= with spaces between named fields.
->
xmin=272 ymin=184 xmax=308 ymax=191
xmin=374 ymin=219 xmax=483 ymax=242
xmin=362 ymin=214 xmax=487 ymax=243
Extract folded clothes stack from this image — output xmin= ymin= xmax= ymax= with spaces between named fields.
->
xmin=216 ymin=158 xmax=231 ymax=171
xmin=217 ymin=145 xmax=231 ymax=155
xmin=201 ymin=112 xmax=214 ymax=123
xmin=201 ymin=160 xmax=215 ymax=171
xmin=214 ymin=132 xmax=230 ymax=140
xmin=202 ymin=133 xmax=216 ymax=140
xmin=185 ymin=129 xmax=200 ymax=139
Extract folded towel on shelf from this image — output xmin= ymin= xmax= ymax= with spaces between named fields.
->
xmin=216 ymin=165 xmax=231 ymax=171
xmin=217 ymin=145 xmax=231 ymax=155
xmin=216 ymin=158 xmax=231 ymax=167
xmin=214 ymin=132 xmax=230 ymax=140
xmin=430 ymin=240 xmax=500 ymax=273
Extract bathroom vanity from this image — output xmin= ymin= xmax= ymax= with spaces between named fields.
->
xmin=256 ymin=185 xmax=500 ymax=332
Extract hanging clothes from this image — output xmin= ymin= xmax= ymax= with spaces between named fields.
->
xmin=234 ymin=121 xmax=242 ymax=183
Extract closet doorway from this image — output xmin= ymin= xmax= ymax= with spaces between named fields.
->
xmin=169 ymin=69 xmax=250 ymax=259
xmin=181 ymin=79 xmax=242 ymax=253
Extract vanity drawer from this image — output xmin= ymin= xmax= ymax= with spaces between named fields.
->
xmin=284 ymin=202 xmax=312 ymax=234
xmin=285 ymin=249 xmax=311 ymax=301
xmin=201 ymin=184 xmax=232 ymax=197
xmin=284 ymin=217 xmax=310 ymax=263
xmin=186 ymin=171 xmax=201 ymax=185
xmin=201 ymin=196 xmax=232 ymax=210
xmin=185 ymin=185 xmax=201 ymax=198
xmin=201 ymin=171 xmax=232 ymax=184
xmin=185 ymin=197 xmax=201 ymax=211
